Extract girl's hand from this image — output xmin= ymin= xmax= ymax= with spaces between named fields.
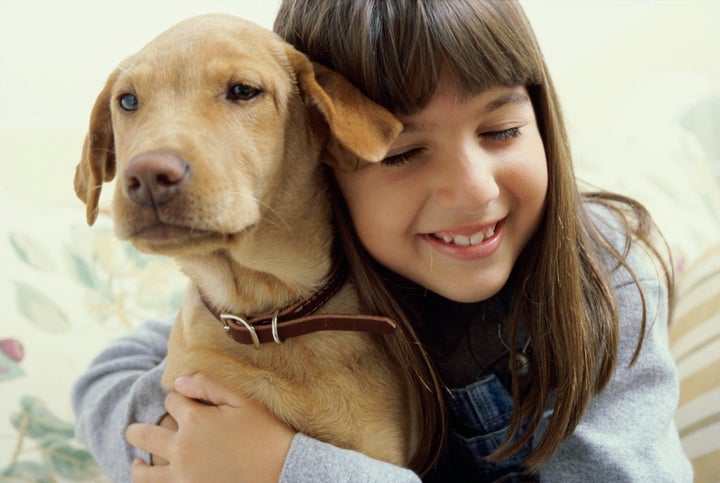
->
xmin=126 ymin=373 xmax=295 ymax=483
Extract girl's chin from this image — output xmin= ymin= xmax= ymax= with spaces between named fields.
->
xmin=418 ymin=276 xmax=508 ymax=304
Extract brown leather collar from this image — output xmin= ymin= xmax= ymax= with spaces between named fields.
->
xmin=199 ymin=259 xmax=397 ymax=348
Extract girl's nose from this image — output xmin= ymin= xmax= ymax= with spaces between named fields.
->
xmin=433 ymin=142 xmax=500 ymax=210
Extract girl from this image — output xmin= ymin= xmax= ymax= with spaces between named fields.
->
xmin=72 ymin=1 xmax=692 ymax=481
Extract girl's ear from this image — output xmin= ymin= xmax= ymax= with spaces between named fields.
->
xmin=74 ymin=71 xmax=118 ymax=226
xmin=287 ymin=48 xmax=402 ymax=170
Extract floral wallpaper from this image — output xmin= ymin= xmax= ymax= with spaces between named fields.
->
xmin=0 ymin=204 xmax=186 ymax=481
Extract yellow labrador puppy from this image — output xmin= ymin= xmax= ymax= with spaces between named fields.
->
xmin=74 ymin=14 xmax=417 ymax=467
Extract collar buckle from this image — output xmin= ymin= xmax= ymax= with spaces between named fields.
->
xmin=221 ymin=313 xmax=260 ymax=349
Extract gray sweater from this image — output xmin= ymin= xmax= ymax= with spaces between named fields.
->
xmin=71 ymin=205 xmax=692 ymax=481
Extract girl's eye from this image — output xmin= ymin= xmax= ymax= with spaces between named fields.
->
xmin=227 ymin=83 xmax=262 ymax=101
xmin=381 ymin=148 xmax=423 ymax=167
xmin=119 ymin=93 xmax=139 ymax=111
xmin=482 ymin=127 xmax=521 ymax=142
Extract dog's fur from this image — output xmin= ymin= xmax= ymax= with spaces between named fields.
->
xmin=74 ymin=14 xmax=417 ymax=466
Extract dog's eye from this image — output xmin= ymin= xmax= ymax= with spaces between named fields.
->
xmin=227 ymin=84 xmax=261 ymax=101
xmin=119 ymin=93 xmax=139 ymax=111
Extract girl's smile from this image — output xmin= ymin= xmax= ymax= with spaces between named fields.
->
xmin=334 ymin=78 xmax=548 ymax=303
xmin=423 ymin=218 xmax=504 ymax=260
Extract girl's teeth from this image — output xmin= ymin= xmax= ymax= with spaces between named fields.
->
xmin=454 ymin=235 xmax=471 ymax=246
xmin=470 ymin=232 xmax=485 ymax=245
xmin=437 ymin=223 xmax=497 ymax=246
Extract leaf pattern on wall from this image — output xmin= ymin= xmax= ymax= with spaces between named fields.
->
xmin=67 ymin=251 xmax=103 ymax=290
xmin=3 ymin=215 xmax=185 ymax=481
xmin=9 ymin=233 xmax=58 ymax=272
xmin=13 ymin=282 xmax=72 ymax=334
xmin=2 ymin=396 xmax=105 ymax=482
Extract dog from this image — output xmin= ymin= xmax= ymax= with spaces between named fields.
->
xmin=73 ymin=14 xmax=418 ymax=467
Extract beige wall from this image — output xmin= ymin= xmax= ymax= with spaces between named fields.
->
xmin=1 ymin=0 xmax=718 ymax=209
xmin=524 ymin=0 xmax=720 ymax=166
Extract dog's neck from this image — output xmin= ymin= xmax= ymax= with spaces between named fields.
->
xmin=178 ymin=196 xmax=335 ymax=316
xmin=201 ymin=254 xmax=345 ymax=313
xmin=194 ymin=256 xmax=398 ymax=348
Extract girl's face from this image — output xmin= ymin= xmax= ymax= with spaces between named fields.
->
xmin=334 ymin=78 xmax=548 ymax=303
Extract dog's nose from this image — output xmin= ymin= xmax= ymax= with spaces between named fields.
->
xmin=124 ymin=152 xmax=189 ymax=206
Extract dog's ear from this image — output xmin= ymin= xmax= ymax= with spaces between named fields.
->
xmin=288 ymin=50 xmax=402 ymax=171
xmin=74 ymin=71 xmax=118 ymax=225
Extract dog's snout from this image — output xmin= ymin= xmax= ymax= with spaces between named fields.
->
xmin=124 ymin=152 xmax=190 ymax=206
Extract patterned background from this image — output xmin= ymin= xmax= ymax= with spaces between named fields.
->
xmin=1 ymin=1 xmax=719 ymax=480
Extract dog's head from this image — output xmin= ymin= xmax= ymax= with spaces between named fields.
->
xmin=74 ymin=14 xmax=401 ymax=256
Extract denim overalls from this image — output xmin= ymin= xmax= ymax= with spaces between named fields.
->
xmin=425 ymin=354 xmax=538 ymax=482
xmin=396 ymin=280 xmax=537 ymax=481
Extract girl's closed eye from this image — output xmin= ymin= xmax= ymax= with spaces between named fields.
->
xmin=381 ymin=147 xmax=424 ymax=167
xmin=481 ymin=126 xmax=521 ymax=143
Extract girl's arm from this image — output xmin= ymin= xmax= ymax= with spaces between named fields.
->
xmin=127 ymin=373 xmax=420 ymax=483
xmin=71 ymin=319 xmax=171 ymax=483
xmin=539 ymin=221 xmax=693 ymax=481
xmin=72 ymin=320 xmax=420 ymax=483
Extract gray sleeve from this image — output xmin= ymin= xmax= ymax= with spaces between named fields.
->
xmin=71 ymin=319 xmax=172 ymax=483
xmin=282 ymin=433 xmax=420 ymax=482
xmin=539 ymin=209 xmax=693 ymax=481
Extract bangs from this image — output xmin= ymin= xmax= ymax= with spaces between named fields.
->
xmin=367 ymin=0 xmax=545 ymax=113
xmin=275 ymin=0 xmax=546 ymax=114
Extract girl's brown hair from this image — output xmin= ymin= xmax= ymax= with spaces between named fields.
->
xmin=275 ymin=0 xmax=673 ymax=475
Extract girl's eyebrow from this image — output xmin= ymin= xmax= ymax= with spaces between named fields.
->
xmin=400 ymin=90 xmax=531 ymax=134
xmin=483 ymin=90 xmax=530 ymax=114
